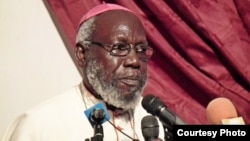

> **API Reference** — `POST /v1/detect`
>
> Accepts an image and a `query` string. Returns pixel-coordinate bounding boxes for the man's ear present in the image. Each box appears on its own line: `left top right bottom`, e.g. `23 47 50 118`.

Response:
75 43 86 67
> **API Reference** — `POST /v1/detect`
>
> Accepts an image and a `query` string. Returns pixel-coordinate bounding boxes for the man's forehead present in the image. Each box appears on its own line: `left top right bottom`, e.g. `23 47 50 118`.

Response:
77 3 134 29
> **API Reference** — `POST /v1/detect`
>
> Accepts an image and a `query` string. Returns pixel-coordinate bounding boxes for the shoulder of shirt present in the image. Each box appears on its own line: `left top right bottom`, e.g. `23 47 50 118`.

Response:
21 85 83 119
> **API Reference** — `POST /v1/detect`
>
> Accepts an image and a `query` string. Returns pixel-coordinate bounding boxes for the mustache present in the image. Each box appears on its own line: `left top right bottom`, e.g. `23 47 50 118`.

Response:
113 72 148 88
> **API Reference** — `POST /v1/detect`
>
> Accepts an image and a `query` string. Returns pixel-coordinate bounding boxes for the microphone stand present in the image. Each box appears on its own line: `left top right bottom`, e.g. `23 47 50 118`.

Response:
90 123 103 141
85 123 103 141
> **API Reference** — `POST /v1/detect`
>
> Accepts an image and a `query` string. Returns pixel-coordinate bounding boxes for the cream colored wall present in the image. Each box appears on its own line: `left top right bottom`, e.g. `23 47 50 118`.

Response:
0 0 81 138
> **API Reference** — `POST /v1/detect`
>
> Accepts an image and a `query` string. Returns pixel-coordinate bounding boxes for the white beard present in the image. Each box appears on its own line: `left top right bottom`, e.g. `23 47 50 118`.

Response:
85 58 147 110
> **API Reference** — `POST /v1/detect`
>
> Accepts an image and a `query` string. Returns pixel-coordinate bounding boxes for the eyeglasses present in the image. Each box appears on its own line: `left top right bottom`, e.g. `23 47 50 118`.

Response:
85 41 154 60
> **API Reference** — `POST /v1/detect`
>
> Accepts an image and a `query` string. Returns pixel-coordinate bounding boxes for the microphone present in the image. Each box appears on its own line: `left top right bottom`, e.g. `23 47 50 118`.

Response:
206 97 245 125
84 102 111 126
84 102 140 141
90 108 104 141
84 102 110 141
90 108 105 125
141 94 185 131
141 115 159 141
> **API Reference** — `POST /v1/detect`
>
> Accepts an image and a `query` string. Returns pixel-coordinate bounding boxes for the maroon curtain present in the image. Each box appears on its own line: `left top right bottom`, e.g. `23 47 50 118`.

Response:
43 0 250 124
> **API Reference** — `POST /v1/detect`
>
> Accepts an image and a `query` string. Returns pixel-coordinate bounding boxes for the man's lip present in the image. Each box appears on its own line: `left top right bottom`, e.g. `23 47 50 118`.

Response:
119 78 139 86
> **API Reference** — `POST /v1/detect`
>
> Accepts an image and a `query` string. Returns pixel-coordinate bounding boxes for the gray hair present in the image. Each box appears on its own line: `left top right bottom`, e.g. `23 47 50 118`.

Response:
75 16 97 49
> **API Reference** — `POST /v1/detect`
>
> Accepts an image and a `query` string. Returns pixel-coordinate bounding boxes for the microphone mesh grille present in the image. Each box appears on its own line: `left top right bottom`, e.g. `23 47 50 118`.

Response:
142 94 165 115
141 115 159 138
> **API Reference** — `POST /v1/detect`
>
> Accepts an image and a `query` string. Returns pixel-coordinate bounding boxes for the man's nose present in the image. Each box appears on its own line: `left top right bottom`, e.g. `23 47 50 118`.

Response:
123 48 140 68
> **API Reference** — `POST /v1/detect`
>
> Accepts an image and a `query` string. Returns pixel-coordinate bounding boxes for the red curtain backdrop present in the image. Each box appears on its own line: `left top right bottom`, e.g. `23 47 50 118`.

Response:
43 0 250 124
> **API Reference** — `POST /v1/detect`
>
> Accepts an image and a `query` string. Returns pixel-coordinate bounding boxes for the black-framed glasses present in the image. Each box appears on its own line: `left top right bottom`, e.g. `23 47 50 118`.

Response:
86 41 154 60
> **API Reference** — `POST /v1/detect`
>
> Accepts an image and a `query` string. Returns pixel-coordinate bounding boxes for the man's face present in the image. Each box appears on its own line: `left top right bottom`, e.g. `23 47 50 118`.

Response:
85 11 149 110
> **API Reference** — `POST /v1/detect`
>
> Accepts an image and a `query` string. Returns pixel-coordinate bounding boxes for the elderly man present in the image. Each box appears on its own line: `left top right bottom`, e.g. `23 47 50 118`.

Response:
1 3 164 141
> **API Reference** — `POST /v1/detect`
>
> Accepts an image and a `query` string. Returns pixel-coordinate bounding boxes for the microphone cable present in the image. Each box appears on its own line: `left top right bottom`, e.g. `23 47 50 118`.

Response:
106 118 139 141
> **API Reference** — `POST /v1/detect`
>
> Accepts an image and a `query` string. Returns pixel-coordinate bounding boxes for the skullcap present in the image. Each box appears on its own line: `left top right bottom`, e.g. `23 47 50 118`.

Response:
77 3 134 29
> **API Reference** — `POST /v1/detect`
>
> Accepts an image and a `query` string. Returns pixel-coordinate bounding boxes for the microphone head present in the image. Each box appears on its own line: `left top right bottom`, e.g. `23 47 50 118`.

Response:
84 102 110 127
142 94 166 115
206 97 238 124
141 115 159 139
90 108 105 124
